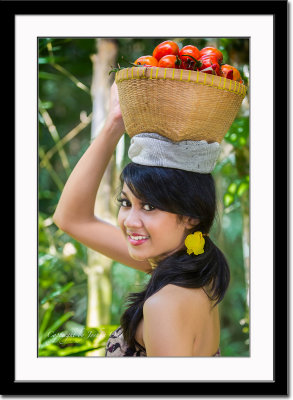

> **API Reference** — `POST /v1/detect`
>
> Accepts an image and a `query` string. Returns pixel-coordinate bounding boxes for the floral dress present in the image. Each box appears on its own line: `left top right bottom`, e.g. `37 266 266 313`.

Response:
105 326 147 357
105 326 221 357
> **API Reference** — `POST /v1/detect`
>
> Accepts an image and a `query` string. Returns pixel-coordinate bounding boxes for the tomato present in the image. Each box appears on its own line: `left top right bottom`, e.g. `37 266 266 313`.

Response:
180 45 200 59
199 53 218 63
153 41 179 61
221 68 233 80
198 56 221 76
158 55 181 69
221 64 242 81
134 55 158 67
199 47 223 64
179 45 200 70
212 63 221 76
220 65 233 79
179 58 196 70
231 67 242 81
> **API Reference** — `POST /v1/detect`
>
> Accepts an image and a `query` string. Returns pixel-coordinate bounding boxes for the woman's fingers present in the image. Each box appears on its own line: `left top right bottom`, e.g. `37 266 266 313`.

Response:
107 82 125 133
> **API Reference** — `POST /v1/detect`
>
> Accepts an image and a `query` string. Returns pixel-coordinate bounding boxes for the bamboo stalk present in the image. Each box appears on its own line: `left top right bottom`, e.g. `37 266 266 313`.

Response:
39 103 71 175
39 147 64 191
40 112 92 168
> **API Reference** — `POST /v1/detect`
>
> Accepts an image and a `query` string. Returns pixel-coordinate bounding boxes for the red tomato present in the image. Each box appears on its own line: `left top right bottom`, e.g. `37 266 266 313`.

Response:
179 59 195 70
199 53 218 64
153 41 179 61
199 47 223 64
158 55 181 69
220 65 233 79
232 67 242 81
221 64 242 81
198 56 221 76
134 55 158 67
179 45 201 70
179 45 200 61
221 68 233 80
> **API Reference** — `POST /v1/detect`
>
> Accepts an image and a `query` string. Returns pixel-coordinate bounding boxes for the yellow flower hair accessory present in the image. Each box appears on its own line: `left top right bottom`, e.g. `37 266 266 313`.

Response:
185 231 207 255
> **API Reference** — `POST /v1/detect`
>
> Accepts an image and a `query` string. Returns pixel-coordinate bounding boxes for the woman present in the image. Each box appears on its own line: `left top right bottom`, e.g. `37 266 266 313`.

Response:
53 82 230 357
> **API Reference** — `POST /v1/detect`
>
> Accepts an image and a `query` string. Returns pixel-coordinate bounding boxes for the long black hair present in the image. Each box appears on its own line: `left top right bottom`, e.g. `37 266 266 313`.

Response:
118 162 230 350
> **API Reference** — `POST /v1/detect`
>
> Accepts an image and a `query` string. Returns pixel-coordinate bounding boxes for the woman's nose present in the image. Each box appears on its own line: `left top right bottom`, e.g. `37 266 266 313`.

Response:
124 208 143 229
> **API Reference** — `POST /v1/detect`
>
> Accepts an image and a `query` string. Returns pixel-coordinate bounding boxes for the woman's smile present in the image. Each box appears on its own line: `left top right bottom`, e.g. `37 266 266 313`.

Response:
127 232 150 245
127 235 150 246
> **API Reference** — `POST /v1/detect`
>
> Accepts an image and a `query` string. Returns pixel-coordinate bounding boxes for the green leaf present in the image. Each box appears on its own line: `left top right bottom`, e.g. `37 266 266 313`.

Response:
40 331 86 349
227 182 237 195
38 344 60 356
57 344 105 357
38 253 55 267
39 331 66 348
237 182 249 197
39 71 60 81
229 133 237 142
38 56 64 64
40 282 74 305
39 190 55 199
64 320 85 337
239 137 246 146
224 193 234 207
39 302 55 341
38 100 54 109
38 112 45 124
41 311 74 342
82 327 100 341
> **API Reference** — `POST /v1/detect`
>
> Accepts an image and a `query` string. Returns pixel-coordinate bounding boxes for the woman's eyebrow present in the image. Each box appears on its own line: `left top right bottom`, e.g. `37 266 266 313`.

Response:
121 191 146 204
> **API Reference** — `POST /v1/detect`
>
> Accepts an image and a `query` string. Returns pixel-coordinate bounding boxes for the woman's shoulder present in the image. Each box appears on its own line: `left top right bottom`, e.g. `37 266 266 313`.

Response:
142 284 214 347
144 284 211 314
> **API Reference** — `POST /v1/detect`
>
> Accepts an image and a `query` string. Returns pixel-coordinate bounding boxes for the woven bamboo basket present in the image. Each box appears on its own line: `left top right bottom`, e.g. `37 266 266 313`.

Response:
115 67 247 143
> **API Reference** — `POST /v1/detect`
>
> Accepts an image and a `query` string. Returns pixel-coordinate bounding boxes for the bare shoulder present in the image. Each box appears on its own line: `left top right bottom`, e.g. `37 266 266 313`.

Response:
142 284 213 356
143 284 212 317
144 284 210 307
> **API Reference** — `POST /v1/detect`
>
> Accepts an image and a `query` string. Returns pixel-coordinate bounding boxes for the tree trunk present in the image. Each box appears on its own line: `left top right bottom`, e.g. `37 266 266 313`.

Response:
85 38 118 355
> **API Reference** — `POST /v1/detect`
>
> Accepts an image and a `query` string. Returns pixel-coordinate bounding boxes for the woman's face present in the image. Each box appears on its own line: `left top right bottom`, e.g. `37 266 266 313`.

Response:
117 183 196 263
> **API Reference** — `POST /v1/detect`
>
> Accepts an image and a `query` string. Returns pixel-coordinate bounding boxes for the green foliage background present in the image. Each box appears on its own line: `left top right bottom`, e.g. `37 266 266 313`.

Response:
39 38 249 356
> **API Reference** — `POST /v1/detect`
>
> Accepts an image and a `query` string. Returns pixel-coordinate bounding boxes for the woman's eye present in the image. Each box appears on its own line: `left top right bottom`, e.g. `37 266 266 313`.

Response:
143 203 155 211
117 198 130 207
117 198 155 211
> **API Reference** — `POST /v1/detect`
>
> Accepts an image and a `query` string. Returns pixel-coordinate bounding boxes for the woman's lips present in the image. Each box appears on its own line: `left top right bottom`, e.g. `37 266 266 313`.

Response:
127 234 150 246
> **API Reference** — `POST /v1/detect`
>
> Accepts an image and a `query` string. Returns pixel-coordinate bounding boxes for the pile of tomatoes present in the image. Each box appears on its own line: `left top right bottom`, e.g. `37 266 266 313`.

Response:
133 40 243 84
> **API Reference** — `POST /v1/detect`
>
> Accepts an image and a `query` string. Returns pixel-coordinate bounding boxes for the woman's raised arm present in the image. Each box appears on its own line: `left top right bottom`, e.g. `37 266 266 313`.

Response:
52 82 152 273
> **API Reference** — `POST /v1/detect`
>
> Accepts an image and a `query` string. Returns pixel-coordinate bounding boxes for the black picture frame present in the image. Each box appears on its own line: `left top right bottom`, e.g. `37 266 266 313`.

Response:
4 0 288 396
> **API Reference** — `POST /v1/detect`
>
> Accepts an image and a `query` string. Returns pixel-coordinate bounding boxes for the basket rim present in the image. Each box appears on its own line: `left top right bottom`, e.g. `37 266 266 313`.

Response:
115 66 247 98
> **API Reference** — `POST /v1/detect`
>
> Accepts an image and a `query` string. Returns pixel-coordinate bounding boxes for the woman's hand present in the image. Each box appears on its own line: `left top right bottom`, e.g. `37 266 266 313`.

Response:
105 81 125 137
